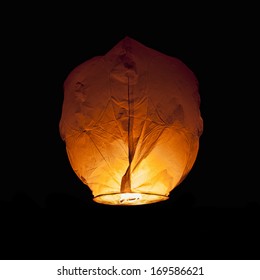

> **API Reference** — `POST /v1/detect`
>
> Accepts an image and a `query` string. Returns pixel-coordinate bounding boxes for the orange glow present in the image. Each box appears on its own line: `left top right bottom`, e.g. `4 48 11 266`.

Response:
59 37 203 205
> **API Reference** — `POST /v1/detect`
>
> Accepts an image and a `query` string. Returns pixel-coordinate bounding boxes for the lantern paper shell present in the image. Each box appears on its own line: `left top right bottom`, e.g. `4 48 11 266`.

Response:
59 37 203 205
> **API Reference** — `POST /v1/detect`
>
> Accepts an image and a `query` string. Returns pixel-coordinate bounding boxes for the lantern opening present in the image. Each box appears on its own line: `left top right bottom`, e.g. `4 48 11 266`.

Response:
93 192 169 206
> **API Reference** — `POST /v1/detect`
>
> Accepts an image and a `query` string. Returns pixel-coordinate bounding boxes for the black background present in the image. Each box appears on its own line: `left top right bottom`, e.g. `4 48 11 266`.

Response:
1 4 259 260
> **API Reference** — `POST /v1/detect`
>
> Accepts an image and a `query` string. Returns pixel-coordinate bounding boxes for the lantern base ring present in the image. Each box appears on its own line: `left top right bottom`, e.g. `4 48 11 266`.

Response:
93 192 169 206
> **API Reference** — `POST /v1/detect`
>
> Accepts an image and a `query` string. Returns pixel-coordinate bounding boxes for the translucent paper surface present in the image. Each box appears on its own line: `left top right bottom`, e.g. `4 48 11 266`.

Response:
59 37 203 205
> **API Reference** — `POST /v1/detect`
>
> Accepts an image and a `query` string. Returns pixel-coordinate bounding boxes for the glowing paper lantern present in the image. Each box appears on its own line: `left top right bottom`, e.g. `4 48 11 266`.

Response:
59 37 203 205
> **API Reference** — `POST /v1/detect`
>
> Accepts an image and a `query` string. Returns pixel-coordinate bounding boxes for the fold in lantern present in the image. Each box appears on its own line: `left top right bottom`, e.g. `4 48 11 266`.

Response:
59 37 203 205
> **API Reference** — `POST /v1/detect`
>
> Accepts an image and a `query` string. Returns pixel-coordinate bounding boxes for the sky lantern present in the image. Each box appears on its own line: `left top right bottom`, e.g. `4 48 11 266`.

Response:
59 37 203 205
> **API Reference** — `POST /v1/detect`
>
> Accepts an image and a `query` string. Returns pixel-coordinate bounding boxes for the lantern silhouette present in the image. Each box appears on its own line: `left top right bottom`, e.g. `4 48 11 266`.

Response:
59 37 203 205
